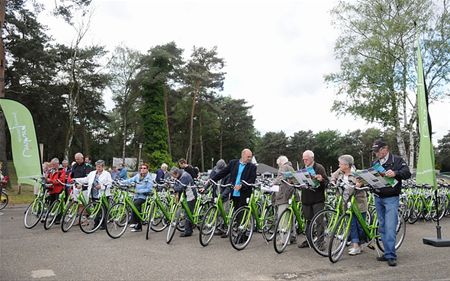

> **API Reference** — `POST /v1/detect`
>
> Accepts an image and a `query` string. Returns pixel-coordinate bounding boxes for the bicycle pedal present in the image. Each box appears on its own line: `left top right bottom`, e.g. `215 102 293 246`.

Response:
366 243 375 250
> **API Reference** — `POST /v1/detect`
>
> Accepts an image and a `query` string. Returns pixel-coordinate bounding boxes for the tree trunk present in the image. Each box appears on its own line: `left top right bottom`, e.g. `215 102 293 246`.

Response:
219 128 223 159
188 84 199 164
0 0 8 177
121 111 127 163
199 114 204 172
163 87 172 156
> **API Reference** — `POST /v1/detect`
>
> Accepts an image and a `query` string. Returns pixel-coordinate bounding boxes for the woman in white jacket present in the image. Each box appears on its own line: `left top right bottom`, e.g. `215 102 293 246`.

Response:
75 160 112 203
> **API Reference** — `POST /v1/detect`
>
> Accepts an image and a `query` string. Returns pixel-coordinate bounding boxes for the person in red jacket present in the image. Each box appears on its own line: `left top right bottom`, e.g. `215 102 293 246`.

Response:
46 158 66 204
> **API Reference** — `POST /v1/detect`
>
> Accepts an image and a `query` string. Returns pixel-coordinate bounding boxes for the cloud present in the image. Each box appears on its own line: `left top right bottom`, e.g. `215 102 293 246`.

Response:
37 0 449 145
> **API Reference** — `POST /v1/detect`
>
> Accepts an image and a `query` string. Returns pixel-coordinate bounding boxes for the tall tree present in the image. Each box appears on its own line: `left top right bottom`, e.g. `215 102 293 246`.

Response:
182 46 225 164
436 131 450 172
326 0 450 166
107 45 142 163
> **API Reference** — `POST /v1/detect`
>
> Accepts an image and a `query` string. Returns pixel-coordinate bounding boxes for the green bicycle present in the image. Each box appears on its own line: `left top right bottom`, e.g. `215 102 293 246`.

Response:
60 183 91 232
199 179 234 247
228 180 276 251
273 180 309 254
105 185 152 239
328 185 406 263
24 177 52 229
166 180 208 244
43 181 70 230
145 183 177 239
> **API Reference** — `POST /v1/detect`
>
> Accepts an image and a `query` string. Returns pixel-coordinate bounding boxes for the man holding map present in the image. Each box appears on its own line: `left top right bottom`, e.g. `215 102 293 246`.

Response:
370 139 411 267
297 150 329 248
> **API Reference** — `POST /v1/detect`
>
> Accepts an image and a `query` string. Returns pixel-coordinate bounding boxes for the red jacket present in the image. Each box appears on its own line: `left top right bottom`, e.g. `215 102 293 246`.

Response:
47 168 66 195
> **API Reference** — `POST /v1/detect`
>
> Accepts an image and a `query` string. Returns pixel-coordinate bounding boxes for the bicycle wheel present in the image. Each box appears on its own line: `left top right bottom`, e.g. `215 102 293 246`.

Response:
0 191 8 210
262 205 276 241
166 204 181 244
150 205 169 232
44 199 61 230
229 206 254 251
432 196 446 222
106 202 129 239
61 201 78 232
80 201 104 234
328 214 351 263
199 206 218 247
273 208 292 254
309 209 337 257
24 200 44 229
376 214 406 252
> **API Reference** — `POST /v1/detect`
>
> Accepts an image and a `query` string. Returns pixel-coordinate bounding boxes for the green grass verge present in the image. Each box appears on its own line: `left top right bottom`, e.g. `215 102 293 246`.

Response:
4 184 35 205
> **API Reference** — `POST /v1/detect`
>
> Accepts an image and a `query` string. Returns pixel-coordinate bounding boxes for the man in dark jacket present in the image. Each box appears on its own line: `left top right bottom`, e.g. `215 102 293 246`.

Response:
298 150 329 248
178 159 198 179
211 149 257 211
371 139 411 267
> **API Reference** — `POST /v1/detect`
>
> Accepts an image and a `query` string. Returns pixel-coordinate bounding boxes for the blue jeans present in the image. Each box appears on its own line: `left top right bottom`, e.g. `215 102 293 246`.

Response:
375 196 399 259
350 212 366 244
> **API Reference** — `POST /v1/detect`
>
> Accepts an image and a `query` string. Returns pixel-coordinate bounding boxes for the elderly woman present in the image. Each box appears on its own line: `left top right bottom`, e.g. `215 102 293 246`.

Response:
330 154 368 256
273 156 297 219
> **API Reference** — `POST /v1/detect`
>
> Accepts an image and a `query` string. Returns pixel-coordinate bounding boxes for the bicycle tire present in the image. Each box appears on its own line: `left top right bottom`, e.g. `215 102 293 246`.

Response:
61 201 78 232
106 202 129 239
328 214 351 263
262 205 276 241
80 201 105 234
166 204 181 244
44 199 61 230
24 200 44 229
0 191 8 210
229 206 254 251
199 205 218 247
273 208 292 254
309 209 337 257
376 213 406 252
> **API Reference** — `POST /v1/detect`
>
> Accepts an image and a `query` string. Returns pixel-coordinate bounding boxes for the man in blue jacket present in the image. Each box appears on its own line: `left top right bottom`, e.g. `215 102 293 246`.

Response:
120 163 153 232
371 139 411 266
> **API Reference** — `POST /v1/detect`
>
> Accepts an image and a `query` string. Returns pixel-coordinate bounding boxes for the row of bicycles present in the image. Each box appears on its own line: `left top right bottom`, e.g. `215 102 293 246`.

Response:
21 176 450 263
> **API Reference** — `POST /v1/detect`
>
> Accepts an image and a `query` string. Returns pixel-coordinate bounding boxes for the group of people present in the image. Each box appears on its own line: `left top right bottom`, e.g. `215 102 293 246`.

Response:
271 139 410 267
36 138 410 267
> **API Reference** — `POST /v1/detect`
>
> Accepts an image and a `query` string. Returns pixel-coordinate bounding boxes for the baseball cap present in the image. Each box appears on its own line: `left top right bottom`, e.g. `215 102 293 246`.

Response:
372 139 387 152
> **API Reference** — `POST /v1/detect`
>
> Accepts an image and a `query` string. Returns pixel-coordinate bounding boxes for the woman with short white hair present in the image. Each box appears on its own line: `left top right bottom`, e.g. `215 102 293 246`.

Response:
331 154 367 256
273 155 297 220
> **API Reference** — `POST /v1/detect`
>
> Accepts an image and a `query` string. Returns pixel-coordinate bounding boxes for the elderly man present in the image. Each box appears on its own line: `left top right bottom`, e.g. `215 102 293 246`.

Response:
70 153 93 180
211 149 257 212
298 150 329 248
170 167 197 237
371 139 411 266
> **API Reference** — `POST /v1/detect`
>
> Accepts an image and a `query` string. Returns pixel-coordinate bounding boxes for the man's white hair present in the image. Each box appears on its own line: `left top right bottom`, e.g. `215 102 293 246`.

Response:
303 150 314 159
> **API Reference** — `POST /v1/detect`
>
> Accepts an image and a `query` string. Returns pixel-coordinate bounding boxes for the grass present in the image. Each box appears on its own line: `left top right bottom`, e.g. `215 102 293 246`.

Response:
4 184 35 205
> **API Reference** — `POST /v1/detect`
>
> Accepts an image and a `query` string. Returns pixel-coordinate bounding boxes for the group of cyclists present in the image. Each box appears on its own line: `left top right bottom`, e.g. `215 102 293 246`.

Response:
29 138 412 267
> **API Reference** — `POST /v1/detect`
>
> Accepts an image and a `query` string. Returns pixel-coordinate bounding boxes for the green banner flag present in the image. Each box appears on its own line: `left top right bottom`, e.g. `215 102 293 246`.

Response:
415 41 437 187
0 99 42 185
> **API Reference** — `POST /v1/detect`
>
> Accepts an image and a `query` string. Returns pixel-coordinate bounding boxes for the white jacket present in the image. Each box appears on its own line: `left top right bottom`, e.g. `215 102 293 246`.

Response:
75 170 112 199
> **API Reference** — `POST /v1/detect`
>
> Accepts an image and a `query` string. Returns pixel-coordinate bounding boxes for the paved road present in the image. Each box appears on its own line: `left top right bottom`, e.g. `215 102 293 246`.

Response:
1 206 450 280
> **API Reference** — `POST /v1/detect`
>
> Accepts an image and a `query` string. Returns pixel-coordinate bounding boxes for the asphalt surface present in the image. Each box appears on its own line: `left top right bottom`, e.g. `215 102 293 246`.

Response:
1 205 450 281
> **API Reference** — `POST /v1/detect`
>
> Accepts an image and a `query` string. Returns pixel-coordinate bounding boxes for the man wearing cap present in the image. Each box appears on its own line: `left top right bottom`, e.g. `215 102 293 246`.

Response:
371 139 411 266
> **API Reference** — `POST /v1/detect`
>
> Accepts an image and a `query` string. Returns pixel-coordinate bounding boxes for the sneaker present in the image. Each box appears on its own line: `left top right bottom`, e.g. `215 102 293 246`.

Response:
129 224 137 228
298 240 309 248
290 236 297 244
348 247 361 256
131 227 142 232
387 259 397 267
214 229 224 235
220 233 228 238
180 232 192 237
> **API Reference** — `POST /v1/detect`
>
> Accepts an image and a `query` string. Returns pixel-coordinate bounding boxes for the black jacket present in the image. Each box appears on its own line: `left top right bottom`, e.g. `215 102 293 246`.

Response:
211 159 257 199
301 162 329 205
372 153 411 198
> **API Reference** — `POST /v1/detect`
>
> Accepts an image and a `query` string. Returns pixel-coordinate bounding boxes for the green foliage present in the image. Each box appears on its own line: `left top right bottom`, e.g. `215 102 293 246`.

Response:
436 131 450 172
